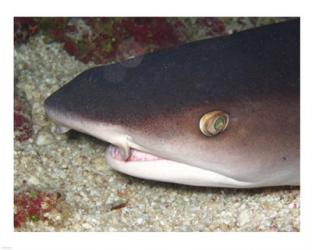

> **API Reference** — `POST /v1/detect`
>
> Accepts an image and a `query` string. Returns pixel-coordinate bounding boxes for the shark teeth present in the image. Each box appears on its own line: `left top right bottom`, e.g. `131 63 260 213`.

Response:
115 142 130 161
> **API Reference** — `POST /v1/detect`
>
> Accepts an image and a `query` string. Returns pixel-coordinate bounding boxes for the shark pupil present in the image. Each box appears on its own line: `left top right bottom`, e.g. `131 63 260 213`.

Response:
214 116 226 132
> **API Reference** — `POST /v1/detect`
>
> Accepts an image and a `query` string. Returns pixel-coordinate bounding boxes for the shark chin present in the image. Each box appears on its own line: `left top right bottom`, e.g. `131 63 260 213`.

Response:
105 145 254 188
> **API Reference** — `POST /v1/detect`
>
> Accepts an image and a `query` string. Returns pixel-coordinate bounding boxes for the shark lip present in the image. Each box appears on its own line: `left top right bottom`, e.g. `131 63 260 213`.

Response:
108 145 162 162
105 145 255 188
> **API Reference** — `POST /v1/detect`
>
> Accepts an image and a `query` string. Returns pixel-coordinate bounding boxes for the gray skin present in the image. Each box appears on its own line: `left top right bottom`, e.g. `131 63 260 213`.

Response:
44 19 299 187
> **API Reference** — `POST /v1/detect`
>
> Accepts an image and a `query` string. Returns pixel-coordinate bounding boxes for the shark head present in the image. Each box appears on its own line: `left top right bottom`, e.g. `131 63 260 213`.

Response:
44 19 300 188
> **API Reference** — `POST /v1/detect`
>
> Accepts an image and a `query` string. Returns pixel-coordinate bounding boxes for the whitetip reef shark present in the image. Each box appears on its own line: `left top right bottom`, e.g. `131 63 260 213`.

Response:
44 19 299 188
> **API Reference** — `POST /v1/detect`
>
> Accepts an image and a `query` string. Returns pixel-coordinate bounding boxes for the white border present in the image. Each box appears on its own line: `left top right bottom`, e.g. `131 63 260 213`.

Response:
1 0 311 249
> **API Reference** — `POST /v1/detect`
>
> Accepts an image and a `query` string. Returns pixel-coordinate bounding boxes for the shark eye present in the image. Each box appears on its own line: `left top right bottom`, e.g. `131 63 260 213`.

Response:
199 111 229 136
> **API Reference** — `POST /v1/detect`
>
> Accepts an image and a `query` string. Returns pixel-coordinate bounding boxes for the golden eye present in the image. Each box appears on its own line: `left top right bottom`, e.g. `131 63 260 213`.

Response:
199 111 229 136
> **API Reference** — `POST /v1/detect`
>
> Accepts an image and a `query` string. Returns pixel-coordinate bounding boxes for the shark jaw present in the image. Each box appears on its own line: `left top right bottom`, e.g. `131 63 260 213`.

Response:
105 144 253 188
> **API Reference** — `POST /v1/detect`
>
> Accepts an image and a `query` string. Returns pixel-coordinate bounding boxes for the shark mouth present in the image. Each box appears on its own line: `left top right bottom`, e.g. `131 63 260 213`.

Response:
105 144 253 188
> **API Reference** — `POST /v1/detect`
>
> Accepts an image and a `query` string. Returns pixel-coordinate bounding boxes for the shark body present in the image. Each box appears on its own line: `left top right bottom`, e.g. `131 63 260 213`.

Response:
44 19 300 188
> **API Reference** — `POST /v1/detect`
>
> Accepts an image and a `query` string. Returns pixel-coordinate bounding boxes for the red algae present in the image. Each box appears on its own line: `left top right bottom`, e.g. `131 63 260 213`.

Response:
14 93 33 142
14 17 38 45
14 17 287 66
116 18 179 47
14 189 63 228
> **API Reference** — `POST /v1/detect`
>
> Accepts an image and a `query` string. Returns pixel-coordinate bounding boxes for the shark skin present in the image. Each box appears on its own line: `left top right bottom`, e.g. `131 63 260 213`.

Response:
44 19 300 188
